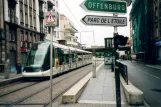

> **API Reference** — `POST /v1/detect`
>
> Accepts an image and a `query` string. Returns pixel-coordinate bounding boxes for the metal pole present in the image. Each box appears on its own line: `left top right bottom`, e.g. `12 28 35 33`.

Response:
113 13 121 107
92 30 96 78
50 27 53 107
80 32 82 48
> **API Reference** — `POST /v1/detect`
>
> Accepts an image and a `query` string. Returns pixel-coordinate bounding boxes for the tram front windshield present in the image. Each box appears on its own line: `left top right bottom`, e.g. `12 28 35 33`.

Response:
25 43 50 67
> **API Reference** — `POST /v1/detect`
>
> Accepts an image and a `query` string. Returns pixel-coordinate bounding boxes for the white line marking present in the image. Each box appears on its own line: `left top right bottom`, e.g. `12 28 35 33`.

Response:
150 74 160 79
78 100 127 104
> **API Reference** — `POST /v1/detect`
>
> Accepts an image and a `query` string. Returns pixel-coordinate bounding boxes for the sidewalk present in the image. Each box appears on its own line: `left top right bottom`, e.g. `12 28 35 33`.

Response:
0 72 23 86
60 65 129 107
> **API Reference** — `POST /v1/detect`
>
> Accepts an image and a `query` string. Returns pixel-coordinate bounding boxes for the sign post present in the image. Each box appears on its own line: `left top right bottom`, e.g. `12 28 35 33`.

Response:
45 12 58 107
81 15 127 26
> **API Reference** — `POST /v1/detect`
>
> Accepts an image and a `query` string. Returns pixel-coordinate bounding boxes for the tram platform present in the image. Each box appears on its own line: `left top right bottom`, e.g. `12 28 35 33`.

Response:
60 64 145 107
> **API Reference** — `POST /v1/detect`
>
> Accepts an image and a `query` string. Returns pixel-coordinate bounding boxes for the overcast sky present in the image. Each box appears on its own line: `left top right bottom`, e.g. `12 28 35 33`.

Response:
59 0 132 47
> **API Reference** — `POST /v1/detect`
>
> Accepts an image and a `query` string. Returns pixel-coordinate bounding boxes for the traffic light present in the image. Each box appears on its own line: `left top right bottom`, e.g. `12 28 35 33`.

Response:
114 35 128 49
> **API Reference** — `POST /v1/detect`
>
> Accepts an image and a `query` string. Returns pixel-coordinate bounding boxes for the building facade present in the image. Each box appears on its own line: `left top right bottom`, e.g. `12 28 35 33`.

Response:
153 0 161 64
130 0 154 63
59 14 78 48
0 0 46 74
0 0 5 73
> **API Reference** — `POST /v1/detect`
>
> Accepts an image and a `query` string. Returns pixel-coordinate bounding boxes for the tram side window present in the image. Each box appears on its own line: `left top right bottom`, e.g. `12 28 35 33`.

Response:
57 48 64 65
42 47 55 70
72 54 77 62
65 54 69 64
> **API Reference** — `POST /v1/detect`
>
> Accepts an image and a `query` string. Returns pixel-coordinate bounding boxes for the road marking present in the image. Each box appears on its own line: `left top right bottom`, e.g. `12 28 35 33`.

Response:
150 74 160 79
78 100 127 104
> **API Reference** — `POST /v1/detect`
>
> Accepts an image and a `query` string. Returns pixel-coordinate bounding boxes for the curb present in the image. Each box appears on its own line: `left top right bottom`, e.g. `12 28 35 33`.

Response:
120 76 144 105
62 62 104 104
0 76 23 87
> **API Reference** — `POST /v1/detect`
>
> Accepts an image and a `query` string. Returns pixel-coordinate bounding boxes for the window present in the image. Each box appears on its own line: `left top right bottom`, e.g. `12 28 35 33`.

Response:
33 34 36 42
20 11 23 23
155 6 158 19
56 1 58 7
33 0 35 9
48 27 51 34
30 15 32 27
24 32 28 41
44 2 47 8
156 27 159 38
29 33 32 42
20 31 24 42
40 36 44 41
25 14 28 26
24 0 27 5
20 2 23 24
29 0 32 7
34 11 36 29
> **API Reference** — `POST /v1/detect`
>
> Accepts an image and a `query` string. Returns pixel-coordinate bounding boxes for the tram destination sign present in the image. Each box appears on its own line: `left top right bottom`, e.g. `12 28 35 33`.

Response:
81 15 127 26
80 0 127 14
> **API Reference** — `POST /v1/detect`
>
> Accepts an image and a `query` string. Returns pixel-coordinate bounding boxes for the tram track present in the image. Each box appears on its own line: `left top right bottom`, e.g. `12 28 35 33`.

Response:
44 62 102 107
0 64 96 107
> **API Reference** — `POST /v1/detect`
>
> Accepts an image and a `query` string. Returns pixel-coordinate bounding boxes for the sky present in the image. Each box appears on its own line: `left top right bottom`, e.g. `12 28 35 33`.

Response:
59 0 132 47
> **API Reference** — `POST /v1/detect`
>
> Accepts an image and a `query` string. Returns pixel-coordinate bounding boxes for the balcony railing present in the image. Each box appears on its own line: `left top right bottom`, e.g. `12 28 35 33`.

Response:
65 33 73 38
47 0 55 6
64 25 78 33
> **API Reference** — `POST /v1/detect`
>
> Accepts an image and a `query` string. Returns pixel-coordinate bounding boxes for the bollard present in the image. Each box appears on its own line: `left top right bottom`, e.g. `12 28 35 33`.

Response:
92 56 96 78
115 66 121 107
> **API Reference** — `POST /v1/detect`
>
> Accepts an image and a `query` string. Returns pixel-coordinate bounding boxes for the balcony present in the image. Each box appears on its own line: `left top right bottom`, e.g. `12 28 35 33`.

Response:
8 16 19 25
67 41 78 46
47 0 55 7
39 10 44 19
64 25 78 33
65 33 73 38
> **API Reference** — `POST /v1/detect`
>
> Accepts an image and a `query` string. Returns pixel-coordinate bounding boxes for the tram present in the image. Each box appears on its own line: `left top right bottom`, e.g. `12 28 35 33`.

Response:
22 41 92 77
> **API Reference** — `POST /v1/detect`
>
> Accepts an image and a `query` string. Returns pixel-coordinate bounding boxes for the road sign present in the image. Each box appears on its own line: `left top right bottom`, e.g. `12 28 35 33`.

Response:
81 15 127 26
80 0 127 14
45 12 58 27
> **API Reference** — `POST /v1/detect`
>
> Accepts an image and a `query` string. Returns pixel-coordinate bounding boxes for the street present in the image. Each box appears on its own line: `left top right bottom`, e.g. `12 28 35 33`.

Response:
120 60 161 107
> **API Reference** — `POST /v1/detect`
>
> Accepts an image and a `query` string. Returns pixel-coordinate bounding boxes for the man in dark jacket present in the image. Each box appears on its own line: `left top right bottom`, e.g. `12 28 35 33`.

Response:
16 63 21 74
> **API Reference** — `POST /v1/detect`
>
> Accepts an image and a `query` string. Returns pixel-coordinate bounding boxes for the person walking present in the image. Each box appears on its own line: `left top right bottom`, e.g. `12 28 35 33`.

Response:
4 54 10 79
16 63 22 74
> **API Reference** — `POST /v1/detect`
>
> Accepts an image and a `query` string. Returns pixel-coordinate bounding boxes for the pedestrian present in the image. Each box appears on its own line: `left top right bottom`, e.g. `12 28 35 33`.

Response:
16 63 21 74
4 54 10 79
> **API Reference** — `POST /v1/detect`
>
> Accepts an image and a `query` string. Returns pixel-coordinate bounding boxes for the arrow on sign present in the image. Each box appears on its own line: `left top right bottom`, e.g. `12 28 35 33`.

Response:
80 0 127 14
81 15 127 26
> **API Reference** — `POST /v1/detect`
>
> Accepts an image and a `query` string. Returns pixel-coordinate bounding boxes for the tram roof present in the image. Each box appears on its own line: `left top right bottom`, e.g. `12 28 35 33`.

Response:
52 42 92 54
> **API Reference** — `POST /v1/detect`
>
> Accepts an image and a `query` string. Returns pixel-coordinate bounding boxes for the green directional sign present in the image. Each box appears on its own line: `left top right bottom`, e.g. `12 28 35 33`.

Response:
80 0 127 14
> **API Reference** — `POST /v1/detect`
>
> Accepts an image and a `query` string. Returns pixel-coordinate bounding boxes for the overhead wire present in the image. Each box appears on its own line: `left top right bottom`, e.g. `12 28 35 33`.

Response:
61 0 85 31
